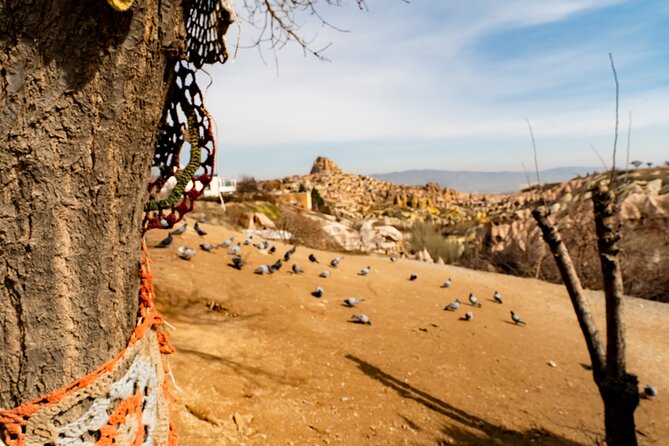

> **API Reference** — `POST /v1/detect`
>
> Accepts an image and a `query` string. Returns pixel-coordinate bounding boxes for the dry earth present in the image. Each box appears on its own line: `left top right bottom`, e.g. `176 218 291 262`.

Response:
146 221 668 445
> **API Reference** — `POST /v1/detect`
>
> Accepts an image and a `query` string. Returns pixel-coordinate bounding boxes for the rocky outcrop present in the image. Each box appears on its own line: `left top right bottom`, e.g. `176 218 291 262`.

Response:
310 156 342 175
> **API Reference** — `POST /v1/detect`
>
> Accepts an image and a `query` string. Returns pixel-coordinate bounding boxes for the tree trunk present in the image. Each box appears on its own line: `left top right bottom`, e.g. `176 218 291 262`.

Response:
0 0 184 407
592 184 639 446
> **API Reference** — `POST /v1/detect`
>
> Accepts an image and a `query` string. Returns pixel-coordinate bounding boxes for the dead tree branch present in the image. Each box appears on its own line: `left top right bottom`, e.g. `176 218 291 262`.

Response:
531 207 606 382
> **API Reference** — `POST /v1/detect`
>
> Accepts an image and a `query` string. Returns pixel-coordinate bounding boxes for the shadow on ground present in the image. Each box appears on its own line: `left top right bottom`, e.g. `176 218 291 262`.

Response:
345 354 590 445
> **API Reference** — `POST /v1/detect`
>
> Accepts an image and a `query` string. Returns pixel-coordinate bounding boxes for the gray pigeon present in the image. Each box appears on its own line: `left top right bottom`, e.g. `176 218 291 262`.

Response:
444 298 461 311
255 265 270 275
268 246 276 254
219 236 234 248
194 221 207 236
254 241 269 250
243 236 253 245
200 243 215 252
311 286 324 298
319 271 331 278
231 255 244 270
270 259 283 272
227 243 241 255
510 311 526 325
344 297 365 307
284 250 292 262
330 256 342 268
196 216 208 223
171 223 187 236
288 245 297 255
292 263 304 274
309 254 319 263
176 246 196 260
441 278 452 288
461 311 474 321
159 218 170 228
351 314 372 325
409 273 418 281
155 233 173 248
358 266 371 276
644 384 657 399
493 291 503 304
468 293 481 307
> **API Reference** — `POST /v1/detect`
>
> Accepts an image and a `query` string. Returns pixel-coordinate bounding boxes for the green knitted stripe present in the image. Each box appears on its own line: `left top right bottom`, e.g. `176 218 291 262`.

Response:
144 114 202 212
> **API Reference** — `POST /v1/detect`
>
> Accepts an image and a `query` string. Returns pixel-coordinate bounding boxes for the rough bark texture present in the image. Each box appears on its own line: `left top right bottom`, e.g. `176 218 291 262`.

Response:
592 184 639 446
532 206 606 382
0 0 184 407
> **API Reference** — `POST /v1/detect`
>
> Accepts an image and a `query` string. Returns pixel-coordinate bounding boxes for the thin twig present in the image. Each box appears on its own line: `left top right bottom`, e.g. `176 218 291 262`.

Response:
625 110 632 171
521 162 532 189
526 118 545 203
590 144 609 171
609 53 619 183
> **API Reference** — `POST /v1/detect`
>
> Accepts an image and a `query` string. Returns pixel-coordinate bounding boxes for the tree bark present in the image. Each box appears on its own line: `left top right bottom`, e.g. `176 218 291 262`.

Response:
0 0 184 407
592 184 639 446
532 206 606 382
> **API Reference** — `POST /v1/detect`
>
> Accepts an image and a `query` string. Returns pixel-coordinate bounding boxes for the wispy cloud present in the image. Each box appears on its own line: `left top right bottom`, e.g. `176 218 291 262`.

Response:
208 0 669 178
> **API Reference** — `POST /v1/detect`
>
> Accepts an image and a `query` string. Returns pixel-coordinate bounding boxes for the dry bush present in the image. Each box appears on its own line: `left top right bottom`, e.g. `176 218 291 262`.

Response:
409 221 463 263
278 208 339 250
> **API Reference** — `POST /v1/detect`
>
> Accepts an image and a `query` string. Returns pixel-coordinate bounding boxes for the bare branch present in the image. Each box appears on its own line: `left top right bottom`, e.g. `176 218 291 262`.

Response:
590 144 609 171
625 110 632 171
609 53 619 182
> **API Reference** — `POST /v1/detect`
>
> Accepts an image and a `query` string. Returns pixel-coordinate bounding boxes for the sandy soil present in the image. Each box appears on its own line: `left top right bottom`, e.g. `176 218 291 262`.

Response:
146 221 668 445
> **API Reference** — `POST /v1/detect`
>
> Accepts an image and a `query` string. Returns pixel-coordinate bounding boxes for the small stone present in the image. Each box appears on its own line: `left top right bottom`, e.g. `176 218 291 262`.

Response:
547 360 557 368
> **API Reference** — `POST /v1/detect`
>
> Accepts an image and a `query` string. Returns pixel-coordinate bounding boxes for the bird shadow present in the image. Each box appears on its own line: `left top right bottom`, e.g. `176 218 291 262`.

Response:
345 354 587 445
503 321 526 326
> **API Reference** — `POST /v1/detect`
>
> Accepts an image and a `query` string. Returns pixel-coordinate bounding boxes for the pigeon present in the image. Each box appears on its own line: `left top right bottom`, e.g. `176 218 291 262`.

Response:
344 297 365 307
319 271 331 278
468 293 481 307
351 314 372 325
510 311 526 325
159 218 170 228
268 246 276 254
170 223 187 236
176 246 196 260
292 263 304 274
254 241 269 250
493 291 503 304
330 256 343 268
231 255 244 270
308 254 319 264
227 243 241 255
194 221 207 237
643 384 657 399
270 259 283 272
461 311 474 321
200 243 215 252
287 245 297 255
196 216 208 223
155 233 173 248
444 298 461 311
358 266 371 276
255 265 270 275
284 250 292 262
243 236 253 246
441 278 452 288
390 257 398 263
219 236 234 248
409 273 418 281
311 287 324 298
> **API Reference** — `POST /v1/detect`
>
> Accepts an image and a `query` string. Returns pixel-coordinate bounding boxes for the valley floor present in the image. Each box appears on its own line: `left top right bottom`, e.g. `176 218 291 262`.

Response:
147 223 668 445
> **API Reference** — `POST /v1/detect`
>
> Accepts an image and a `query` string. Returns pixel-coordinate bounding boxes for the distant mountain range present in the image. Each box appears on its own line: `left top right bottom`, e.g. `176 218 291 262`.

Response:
369 167 599 194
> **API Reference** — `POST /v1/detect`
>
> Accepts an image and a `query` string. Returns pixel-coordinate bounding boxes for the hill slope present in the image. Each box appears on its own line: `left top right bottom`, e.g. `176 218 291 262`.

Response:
147 224 668 445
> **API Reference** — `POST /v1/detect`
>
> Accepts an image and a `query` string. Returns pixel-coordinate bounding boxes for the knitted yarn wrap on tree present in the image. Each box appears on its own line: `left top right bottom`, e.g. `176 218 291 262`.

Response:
0 249 177 446
106 0 133 12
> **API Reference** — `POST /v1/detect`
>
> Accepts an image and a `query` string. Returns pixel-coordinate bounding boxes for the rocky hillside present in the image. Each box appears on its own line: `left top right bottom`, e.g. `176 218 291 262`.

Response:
252 158 668 301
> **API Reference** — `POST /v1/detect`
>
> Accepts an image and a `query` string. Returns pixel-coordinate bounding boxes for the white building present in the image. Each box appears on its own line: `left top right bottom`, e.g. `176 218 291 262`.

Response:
203 176 237 198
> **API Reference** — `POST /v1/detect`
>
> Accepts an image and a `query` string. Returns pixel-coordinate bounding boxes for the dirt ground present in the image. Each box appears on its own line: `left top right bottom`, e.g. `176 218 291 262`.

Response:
146 221 668 445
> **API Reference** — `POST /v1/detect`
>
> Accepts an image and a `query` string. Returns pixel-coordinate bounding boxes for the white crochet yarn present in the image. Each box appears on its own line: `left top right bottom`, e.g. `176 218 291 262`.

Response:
55 354 159 446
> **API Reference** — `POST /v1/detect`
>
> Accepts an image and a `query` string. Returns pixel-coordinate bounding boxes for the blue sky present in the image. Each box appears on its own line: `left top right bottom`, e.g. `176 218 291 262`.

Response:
200 0 669 179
